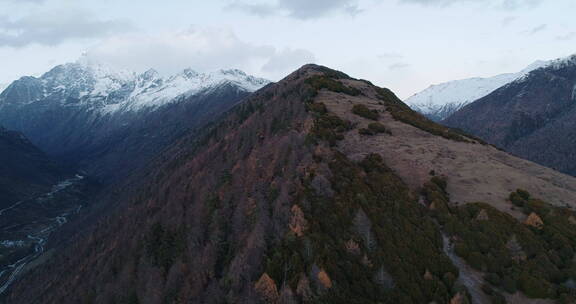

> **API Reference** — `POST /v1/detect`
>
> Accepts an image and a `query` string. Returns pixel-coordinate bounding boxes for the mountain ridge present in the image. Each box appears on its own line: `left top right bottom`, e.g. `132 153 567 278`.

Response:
7 64 576 304
405 55 576 121
1 59 269 113
444 53 576 176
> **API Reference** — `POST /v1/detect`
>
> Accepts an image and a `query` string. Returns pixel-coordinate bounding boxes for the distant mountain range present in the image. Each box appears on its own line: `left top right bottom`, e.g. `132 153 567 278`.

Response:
8 65 576 304
445 54 576 176
1 58 268 113
405 60 551 121
0 59 269 181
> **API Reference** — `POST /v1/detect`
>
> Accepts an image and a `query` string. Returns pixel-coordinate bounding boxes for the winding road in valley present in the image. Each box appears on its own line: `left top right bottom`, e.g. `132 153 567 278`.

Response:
0 175 86 295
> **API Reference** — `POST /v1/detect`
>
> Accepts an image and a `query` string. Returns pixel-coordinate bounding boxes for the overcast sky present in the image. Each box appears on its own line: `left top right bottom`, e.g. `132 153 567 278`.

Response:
0 0 574 98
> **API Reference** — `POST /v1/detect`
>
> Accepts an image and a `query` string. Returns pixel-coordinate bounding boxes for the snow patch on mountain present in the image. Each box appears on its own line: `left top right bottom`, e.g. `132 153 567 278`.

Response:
101 67 269 114
405 60 550 121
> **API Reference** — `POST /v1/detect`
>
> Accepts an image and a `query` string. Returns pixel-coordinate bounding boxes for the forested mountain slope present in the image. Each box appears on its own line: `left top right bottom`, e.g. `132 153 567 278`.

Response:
8 65 576 304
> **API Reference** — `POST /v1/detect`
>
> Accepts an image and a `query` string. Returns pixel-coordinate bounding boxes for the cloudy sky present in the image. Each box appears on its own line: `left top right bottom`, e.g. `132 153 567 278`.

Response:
0 0 574 98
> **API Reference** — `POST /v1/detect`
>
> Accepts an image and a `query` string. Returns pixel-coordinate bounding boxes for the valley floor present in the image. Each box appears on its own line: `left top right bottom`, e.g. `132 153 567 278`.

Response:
0 175 88 296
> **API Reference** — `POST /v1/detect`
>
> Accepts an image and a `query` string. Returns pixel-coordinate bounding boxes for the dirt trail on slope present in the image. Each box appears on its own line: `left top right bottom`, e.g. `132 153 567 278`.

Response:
442 235 490 304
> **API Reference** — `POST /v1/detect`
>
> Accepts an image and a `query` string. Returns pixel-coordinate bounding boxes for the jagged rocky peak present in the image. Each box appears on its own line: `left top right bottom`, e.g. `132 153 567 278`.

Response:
0 59 133 106
220 68 246 75
0 58 270 114
180 68 199 79
138 68 160 81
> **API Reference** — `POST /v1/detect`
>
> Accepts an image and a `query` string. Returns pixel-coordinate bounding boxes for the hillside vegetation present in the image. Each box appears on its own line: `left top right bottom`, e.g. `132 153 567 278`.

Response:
7 65 576 304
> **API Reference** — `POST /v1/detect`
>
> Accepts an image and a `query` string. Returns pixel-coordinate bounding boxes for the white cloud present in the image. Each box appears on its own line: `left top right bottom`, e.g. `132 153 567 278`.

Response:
524 24 547 35
0 8 132 47
501 16 516 27
378 52 404 59
389 62 411 70
262 48 315 77
226 2 278 17
0 0 45 2
501 0 542 10
557 32 576 41
399 0 542 10
86 26 315 79
227 0 361 20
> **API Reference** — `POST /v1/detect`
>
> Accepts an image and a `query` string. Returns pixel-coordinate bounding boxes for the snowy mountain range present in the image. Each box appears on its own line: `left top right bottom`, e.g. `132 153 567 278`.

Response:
0 59 270 181
0 59 269 114
405 60 551 121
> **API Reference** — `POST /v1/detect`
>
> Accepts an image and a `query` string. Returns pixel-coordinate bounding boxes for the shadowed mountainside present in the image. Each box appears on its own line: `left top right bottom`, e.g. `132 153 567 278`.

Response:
0 126 69 208
444 55 576 177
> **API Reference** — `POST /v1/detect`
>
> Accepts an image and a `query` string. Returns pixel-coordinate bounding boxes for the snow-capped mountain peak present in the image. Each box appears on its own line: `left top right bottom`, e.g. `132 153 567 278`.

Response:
106 67 269 113
139 69 160 81
404 57 563 121
0 60 270 114
180 68 200 79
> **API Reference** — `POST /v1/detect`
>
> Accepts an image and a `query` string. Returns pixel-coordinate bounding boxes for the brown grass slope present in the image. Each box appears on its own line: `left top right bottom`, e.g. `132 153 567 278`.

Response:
322 77 576 219
7 65 576 304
